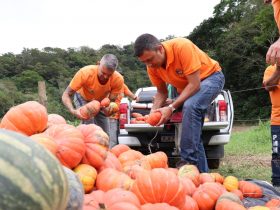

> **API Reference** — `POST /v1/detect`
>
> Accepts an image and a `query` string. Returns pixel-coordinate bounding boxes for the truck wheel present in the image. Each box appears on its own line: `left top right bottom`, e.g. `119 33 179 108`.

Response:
207 159 220 169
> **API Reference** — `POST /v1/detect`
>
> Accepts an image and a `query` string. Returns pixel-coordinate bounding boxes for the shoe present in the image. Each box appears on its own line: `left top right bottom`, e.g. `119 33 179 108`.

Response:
175 159 190 169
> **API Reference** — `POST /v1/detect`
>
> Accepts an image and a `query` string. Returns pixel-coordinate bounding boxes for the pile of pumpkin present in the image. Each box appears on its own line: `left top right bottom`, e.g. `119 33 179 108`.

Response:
131 112 162 126
1 101 280 210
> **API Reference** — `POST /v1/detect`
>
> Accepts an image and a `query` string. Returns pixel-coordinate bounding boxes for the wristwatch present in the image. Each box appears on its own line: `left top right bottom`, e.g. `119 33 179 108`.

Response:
168 104 176 113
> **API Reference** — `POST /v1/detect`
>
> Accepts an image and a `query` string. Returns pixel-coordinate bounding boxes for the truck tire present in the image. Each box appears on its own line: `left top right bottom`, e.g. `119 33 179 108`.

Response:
207 159 220 169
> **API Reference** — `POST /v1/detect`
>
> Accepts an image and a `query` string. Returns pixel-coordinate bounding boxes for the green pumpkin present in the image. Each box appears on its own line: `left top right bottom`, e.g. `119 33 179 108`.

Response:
0 129 69 210
64 167 84 210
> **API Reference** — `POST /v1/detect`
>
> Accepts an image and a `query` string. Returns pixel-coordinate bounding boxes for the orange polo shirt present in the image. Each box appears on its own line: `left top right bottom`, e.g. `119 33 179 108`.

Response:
147 38 221 93
273 0 280 31
69 65 124 102
263 65 280 125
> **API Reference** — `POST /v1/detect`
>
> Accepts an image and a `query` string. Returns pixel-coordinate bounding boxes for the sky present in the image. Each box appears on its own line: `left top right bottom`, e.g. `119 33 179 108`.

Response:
0 0 221 54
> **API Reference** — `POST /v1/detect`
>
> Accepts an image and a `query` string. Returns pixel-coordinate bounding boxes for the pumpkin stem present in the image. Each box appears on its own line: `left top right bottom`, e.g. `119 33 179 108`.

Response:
99 203 106 209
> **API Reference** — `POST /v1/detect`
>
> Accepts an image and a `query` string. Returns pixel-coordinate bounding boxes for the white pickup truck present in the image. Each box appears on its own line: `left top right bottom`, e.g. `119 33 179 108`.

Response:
118 87 234 169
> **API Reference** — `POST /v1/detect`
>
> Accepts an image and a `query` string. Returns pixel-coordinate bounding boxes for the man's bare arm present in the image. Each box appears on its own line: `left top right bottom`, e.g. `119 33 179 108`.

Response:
151 83 168 111
62 86 76 114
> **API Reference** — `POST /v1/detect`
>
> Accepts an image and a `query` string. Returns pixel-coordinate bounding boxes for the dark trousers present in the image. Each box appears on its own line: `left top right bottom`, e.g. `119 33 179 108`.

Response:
272 125 280 186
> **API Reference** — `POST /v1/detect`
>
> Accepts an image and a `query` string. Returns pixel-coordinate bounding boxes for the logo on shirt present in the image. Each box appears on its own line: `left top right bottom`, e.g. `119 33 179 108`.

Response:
175 69 184 77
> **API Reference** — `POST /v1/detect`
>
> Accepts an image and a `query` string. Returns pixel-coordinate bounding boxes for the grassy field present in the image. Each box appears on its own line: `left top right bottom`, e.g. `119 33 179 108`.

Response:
211 121 272 183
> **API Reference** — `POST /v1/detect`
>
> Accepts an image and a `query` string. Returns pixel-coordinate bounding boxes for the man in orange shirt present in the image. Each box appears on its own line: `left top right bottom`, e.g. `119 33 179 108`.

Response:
134 34 225 172
263 65 280 188
62 54 124 135
108 84 138 148
265 0 280 65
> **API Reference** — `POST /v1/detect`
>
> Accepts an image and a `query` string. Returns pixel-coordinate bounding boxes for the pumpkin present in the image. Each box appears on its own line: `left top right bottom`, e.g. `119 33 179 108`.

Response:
83 188 141 210
111 144 130 157
216 192 242 205
238 180 263 198
44 124 85 168
96 168 134 191
30 133 58 155
131 168 186 209
210 172 224 184
0 129 69 210
99 151 122 172
181 195 199 210
192 182 225 210
47 113 67 127
123 159 152 179
63 167 84 210
177 164 200 187
166 167 178 175
146 112 162 126
144 151 168 169
215 200 246 210
179 177 196 196
74 164 98 193
199 173 215 184
266 198 280 208
223 176 239 191
103 102 119 116
118 150 144 166
231 189 244 200
78 100 101 120
132 113 143 118
136 116 146 121
77 124 109 169
141 203 179 210
100 98 110 107
0 101 48 136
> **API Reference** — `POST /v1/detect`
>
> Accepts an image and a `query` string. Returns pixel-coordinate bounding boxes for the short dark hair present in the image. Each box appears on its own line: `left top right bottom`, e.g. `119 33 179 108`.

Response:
134 33 161 57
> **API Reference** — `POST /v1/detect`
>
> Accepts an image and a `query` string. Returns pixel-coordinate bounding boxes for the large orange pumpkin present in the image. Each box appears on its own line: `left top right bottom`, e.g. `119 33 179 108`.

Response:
146 112 162 126
99 151 122 172
118 150 144 166
141 203 179 210
179 177 197 196
266 198 280 208
74 164 97 193
210 172 224 184
30 133 58 155
47 113 67 127
192 182 226 210
181 195 199 210
215 199 246 210
96 168 134 191
0 101 48 136
77 124 109 169
78 100 101 120
44 124 85 168
131 168 186 209
111 144 130 157
144 151 168 169
178 164 200 187
199 173 215 184
238 180 263 198
83 188 141 210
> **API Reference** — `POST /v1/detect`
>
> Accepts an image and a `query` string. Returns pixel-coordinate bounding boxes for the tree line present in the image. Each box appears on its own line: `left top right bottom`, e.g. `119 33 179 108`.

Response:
0 0 277 122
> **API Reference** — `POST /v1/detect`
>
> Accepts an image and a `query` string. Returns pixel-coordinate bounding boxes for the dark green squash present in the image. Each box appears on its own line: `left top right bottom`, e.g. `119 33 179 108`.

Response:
64 167 84 210
0 129 69 210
